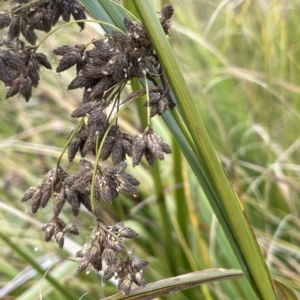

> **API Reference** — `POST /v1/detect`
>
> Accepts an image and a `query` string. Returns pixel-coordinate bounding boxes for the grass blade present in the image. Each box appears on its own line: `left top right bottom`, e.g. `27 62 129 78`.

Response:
102 269 244 300
274 280 298 300
132 1 277 299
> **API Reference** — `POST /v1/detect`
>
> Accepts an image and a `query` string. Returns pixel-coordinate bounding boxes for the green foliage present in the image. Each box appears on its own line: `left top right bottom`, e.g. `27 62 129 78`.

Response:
0 0 299 299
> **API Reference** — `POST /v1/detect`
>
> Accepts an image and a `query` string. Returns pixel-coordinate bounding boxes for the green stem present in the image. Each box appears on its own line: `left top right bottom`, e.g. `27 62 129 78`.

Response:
172 139 188 242
95 131 100 157
90 96 139 213
108 0 140 22
12 0 40 14
171 107 199 163
144 71 151 127
132 1 276 299
36 20 125 50
56 118 84 167
151 164 177 276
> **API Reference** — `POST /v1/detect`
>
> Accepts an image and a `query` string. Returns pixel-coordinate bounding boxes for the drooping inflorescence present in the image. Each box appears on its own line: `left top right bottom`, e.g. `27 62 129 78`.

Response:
1 1 175 295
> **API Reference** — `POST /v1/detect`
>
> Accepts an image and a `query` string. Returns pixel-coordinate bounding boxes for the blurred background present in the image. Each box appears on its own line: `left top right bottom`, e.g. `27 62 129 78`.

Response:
0 0 299 299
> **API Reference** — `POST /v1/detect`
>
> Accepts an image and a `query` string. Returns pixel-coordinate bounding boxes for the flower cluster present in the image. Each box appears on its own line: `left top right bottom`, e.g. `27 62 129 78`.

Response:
53 5 174 105
76 221 148 295
143 87 169 117
0 0 86 45
42 217 79 249
68 101 108 159
132 127 172 167
9 1 176 296
21 167 68 213
22 159 139 212
0 45 52 101
0 0 86 101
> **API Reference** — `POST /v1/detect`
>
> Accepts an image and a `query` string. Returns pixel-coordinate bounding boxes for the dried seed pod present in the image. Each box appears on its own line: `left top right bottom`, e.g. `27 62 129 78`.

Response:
55 231 64 249
118 276 132 296
7 17 21 40
21 187 37 203
92 258 103 271
64 224 79 236
65 188 81 216
35 53 52 69
21 19 37 45
103 248 117 267
144 148 156 167
77 258 90 273
144 91 169 117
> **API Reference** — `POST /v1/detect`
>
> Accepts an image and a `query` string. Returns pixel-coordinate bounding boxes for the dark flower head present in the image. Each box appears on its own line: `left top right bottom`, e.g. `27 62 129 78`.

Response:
144 90 169 117
53 44 85 73
117 252 148 295
159 4 174 34
132 127 172 167
5 0 86 45
100 125 134 165
0 12 12 30
21 167 68 213
42 217 79 249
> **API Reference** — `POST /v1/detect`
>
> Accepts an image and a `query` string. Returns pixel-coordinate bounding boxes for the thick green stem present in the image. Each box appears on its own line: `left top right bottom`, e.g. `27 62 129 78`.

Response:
132 1 277 299
172 139 188 242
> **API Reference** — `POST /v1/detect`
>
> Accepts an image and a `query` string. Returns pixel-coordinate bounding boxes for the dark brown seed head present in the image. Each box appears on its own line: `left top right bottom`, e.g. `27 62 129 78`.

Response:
0 12 11 30
132 134 147 167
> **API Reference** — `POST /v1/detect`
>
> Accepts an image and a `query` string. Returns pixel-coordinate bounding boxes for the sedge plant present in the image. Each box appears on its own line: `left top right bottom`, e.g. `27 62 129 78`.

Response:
0 0 299 299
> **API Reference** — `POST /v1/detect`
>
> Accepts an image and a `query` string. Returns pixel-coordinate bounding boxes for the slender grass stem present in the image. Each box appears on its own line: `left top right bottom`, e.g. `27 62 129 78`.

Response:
56 118 85 168
36 20 125 50
90 96 138 213
108 0 140 22
11 0 41 14
143 71 151 127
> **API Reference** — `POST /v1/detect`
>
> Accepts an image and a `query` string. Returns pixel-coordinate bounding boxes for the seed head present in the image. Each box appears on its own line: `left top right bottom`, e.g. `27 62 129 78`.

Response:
132 128 172 167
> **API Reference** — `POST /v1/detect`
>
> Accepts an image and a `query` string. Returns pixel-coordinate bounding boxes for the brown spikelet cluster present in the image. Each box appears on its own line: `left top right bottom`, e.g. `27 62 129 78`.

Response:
100 125 133 165
42 217 79 249
0 0 86 45
0 0 86 101
143 87 169 117
0 46 52 101
53 5 174 105
76 221 148 295
132 127 172 167
7 2 176 296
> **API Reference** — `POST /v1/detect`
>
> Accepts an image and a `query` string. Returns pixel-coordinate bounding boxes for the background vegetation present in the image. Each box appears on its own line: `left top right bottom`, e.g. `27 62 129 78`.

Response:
0 0 299 299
